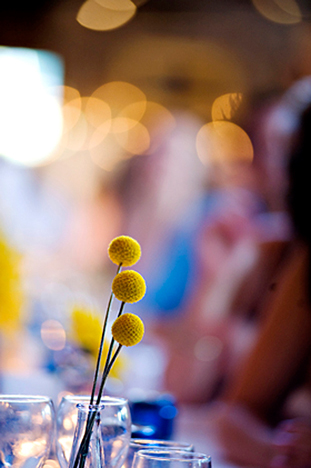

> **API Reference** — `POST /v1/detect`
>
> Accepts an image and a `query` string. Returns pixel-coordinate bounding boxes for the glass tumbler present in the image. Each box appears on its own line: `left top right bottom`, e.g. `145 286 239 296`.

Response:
0 394 55 468
122 439 194 468
132 450 212 468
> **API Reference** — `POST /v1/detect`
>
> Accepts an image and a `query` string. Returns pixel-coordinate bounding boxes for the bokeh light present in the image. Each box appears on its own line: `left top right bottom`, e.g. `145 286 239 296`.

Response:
54 81 156 166
62 109 89 152
95 0 136 10
17 440 47 458
63 86 81 103
0 47 64 166
91 81 146 119
113 101 147 132
76 0 136 31
41 319 66 351
59 96 112 154
142 101 176 155
196 121 254 166
84 97 112 129
62 97 83 134
90 133 126 171
115 119 150 154
44 461 60 468
89 96 176 168
211 93 243 122
252 0 301 24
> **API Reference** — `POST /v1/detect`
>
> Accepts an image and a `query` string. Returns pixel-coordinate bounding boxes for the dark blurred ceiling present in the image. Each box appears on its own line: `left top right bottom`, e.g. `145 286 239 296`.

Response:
0 0 249 16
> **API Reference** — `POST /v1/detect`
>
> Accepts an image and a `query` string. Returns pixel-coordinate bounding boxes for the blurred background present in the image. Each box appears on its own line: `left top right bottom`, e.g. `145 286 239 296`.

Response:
1 0 311 438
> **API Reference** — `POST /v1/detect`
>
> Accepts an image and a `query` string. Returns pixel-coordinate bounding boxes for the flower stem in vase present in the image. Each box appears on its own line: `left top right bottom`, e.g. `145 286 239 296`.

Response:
89 263 122 406
71 236 145 468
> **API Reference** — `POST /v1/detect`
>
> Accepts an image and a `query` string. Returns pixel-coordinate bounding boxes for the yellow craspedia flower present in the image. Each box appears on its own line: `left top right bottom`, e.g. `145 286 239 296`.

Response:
108 236 141 267
70 306 126 377
111 313 144 347
112 270 146 303
71 306 102 355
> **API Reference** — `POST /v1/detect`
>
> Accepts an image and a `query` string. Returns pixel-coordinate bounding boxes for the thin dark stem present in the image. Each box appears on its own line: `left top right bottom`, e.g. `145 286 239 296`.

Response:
73 264 123 468
73 411 97 468
74 299 125 468
96 344 123 403
90 262 122 405
118 301 125 318
93 300 125 405
74 345 123 468
97 336 116 402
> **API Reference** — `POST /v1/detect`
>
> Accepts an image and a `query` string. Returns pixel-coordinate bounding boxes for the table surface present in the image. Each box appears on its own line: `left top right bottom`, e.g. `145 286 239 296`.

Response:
174 404 250 468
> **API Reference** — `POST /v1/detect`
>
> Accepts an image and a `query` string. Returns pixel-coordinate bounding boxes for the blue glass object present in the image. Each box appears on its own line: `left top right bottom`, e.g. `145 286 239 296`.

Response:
129 394 178 440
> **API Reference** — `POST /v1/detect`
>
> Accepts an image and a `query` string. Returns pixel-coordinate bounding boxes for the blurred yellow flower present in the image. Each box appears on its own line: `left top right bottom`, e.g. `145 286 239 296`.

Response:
71 306 126 378
0 231 23 332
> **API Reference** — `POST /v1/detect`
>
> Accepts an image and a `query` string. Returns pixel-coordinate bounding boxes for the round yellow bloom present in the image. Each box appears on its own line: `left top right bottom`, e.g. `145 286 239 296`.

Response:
112 270 146 303
111 313 144 347
108 236 141 267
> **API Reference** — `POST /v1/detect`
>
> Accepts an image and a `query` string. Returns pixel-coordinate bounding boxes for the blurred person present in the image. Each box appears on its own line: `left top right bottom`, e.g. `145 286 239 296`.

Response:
153 181 276 402
209 77 311 467
115 113 270 401
148 94 294 404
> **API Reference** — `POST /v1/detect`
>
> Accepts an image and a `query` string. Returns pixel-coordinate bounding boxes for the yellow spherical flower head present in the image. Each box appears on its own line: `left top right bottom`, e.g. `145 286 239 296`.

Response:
108 236 141 267
112 270 146 303
112 313 144 347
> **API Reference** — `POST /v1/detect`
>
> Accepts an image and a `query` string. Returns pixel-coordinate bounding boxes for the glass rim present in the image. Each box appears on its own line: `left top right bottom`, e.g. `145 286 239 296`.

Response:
77 403 106 413
61 394 128 406
135 450 211 462
130 439 193 450
0 394 52 403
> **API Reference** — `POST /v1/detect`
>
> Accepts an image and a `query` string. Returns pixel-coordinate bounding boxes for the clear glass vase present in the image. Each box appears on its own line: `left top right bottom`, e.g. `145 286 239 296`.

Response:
68 404 104 468
60 398 131 468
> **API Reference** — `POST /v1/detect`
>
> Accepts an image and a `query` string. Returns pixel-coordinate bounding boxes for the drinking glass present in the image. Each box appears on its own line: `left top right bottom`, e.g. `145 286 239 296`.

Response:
123 439 194 468
0 395 55 468
56 395 131 468
132 450 211 468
